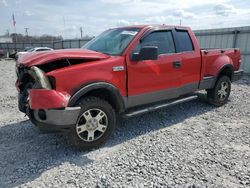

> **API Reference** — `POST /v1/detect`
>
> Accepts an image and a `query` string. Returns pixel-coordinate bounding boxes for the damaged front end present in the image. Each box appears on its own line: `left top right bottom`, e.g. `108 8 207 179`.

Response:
15 49 110 130
16 65 55 113
16 65 80 129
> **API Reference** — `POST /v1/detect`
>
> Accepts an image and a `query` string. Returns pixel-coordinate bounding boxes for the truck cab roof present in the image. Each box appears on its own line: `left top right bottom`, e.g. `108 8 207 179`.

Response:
117 24 191 31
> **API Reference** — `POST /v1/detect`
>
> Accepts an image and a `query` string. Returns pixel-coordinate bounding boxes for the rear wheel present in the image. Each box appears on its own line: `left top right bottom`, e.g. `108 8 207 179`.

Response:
207 76 231 106
67 97 116 150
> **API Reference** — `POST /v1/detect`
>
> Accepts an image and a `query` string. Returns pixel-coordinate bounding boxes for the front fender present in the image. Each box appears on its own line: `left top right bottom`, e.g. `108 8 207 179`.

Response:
68 82 126 112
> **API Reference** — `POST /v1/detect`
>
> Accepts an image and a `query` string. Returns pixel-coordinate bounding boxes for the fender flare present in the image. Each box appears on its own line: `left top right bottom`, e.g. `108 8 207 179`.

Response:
216 64 234 80
68 82 125 112
209 64 234 89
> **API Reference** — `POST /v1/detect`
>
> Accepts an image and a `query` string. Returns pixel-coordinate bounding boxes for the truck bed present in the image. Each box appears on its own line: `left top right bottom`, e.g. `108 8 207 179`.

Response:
200 48 241 78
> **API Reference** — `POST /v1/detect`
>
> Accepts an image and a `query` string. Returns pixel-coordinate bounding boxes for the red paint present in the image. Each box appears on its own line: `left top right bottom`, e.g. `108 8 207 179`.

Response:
125 26 201 96
29 89 70 109
200 48 240 78
16 25 241 110
46 56 127 96
17 48 110 67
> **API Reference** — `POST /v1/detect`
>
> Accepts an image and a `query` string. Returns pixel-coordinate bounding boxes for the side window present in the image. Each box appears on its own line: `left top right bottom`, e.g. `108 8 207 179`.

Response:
36 49 49 51
175 30 194 52
134 31 175 55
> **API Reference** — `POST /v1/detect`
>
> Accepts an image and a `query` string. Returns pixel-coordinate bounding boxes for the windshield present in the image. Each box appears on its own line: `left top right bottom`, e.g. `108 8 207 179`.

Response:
82 28 140 55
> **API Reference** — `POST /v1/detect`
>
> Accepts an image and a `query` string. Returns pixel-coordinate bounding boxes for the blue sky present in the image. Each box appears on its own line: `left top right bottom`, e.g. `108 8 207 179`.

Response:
1 0 250 38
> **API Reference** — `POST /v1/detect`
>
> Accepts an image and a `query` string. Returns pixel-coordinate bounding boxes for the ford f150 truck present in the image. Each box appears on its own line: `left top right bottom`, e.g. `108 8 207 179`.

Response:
16 25 243 149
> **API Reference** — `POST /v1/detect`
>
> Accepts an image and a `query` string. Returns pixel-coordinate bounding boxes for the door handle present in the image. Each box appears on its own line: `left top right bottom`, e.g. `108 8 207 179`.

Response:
173 61 182 68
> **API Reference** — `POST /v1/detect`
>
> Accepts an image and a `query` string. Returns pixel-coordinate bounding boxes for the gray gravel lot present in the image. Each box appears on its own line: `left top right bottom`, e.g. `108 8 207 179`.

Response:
0 59 249 188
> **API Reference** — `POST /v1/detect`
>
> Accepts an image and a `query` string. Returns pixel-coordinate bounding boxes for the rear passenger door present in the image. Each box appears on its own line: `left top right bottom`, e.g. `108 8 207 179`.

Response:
172 29 201 90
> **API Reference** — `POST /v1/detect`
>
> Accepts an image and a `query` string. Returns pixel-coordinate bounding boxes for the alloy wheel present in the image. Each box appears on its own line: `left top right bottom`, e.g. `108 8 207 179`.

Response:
76 108 108 142
217 81 229 100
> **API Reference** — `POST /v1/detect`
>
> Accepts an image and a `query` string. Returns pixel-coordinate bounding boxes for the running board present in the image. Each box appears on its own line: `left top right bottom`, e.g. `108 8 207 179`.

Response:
124 95 198 118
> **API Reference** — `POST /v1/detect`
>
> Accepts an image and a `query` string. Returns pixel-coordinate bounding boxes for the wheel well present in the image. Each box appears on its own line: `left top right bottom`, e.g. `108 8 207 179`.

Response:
20 73 34 92
218 66 233 81
82 88 124 113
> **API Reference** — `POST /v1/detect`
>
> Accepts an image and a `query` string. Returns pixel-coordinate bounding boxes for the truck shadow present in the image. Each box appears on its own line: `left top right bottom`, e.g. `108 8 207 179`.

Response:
0 94 214 187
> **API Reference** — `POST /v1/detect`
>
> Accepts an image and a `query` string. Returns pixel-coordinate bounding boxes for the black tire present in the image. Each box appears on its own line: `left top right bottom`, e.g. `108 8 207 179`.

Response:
67 97 116 150
207 76 231 106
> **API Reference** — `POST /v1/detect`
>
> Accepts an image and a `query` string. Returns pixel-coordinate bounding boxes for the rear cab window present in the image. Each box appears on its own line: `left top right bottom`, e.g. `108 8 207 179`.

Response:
174 30 194 52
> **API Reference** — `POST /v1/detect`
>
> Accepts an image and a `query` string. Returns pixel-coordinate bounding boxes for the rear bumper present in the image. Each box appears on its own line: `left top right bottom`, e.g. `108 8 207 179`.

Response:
32 107 81 130
233 70 244 82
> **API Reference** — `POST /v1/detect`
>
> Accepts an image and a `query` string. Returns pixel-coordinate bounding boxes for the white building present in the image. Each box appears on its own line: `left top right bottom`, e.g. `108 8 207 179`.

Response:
0 36 12 43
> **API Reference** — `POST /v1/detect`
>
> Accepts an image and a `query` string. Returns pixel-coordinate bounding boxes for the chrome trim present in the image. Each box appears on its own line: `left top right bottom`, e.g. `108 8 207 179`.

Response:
113 66 124 72
34 107 81 126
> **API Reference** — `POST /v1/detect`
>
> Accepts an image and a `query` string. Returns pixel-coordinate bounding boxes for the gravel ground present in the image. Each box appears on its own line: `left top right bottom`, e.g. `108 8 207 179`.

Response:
0 59 249 188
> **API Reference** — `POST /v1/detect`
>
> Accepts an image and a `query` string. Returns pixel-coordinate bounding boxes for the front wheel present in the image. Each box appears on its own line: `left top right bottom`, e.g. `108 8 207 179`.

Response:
67 97 116 150
207 76 231 106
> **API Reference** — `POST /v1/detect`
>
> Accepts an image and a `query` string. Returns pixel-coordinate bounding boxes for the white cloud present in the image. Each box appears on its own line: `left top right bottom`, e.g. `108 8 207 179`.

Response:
172 9 195 19
116 19 131 26
24 10 32 16
107 12 120 17
16 0 21 5
101 0 141 4
144 16 167 23
1 0 250 37
214 3 236 16
0 0 8 6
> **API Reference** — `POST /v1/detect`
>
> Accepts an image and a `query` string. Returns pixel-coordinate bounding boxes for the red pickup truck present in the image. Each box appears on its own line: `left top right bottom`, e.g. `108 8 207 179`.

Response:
16 25 243 149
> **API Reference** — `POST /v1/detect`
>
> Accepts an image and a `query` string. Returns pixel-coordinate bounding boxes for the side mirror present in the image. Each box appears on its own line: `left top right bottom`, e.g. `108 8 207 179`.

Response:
131 46 158 61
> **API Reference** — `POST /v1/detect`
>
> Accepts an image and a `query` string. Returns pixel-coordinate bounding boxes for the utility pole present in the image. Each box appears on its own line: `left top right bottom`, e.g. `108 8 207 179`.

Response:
24 27 29 36
12 13 17 51
63 16 66 39
6 29 10 36
179 19 182 26
80 27 83 39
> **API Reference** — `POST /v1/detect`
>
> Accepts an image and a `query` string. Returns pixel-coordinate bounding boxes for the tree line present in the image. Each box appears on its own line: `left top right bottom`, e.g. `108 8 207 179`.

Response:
3 33 92 43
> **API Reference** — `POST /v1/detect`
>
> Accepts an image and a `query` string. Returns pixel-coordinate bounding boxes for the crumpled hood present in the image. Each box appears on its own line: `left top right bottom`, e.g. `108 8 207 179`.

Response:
17 48 110 67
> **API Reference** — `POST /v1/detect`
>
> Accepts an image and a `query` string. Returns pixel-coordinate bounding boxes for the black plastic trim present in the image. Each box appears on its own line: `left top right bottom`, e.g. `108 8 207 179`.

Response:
233 70 244 82
198 76 215 90
217 64 234 81
68 82 125 112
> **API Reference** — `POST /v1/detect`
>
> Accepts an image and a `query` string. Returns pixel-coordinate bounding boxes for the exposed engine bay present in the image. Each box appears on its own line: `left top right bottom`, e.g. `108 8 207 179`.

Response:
16 66 51 113
16 58 92 113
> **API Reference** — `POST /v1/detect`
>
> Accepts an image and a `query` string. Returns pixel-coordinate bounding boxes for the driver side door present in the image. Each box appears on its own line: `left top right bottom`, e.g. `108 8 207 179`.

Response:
126 30 182 108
